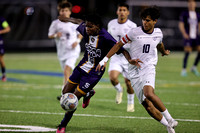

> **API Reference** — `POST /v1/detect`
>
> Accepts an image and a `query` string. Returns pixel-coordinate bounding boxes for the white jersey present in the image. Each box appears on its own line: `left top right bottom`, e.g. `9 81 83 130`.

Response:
48 19 80 61
121 26 163 103
107 19 137 64
121 26 163 73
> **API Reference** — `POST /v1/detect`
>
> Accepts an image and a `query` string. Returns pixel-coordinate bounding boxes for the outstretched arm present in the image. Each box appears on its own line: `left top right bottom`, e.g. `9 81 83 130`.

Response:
96 41 142 71
58 15 83 24
157 42 170 56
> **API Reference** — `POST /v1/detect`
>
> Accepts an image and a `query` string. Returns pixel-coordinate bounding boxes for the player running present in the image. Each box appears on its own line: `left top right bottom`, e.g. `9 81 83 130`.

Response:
97 6 178 133
56 13 141 133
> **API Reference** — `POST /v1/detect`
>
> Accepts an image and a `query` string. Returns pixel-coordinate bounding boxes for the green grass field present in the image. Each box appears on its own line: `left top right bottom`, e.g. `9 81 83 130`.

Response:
0 52 200 133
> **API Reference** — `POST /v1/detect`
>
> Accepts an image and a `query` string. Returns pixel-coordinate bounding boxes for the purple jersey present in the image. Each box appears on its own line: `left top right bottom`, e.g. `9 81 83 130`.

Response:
76 22 123 75
179 10 200 39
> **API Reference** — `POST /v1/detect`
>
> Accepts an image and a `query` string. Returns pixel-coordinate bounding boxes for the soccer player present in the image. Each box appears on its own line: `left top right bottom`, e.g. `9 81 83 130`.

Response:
0 16 11 82
56 13 141 133
179 0 200 77
97 6 178 133
107 3 137 112
48 1 82 99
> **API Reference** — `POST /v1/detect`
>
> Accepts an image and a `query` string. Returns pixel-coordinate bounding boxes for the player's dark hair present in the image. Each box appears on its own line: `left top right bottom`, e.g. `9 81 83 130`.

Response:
118 3 129 10
85 13 103 29
140 6 160 20
58 1 72 11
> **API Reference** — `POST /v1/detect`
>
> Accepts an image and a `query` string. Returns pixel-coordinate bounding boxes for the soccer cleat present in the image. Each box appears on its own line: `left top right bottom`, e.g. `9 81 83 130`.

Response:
57 95 61 101
168 119 178 128
181 70 187 77
56 127 66 133
127 104 135 112
191 67 200 76
115 91 123 104
1 75 6 82
82 89 95 108
167 126 175 133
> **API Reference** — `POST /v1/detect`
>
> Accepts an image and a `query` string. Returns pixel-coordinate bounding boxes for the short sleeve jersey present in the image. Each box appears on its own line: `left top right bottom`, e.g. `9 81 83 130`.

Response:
121 26 163 68
48 19 80 60
108 19 137 51
76 22 123 75
179 10 200 39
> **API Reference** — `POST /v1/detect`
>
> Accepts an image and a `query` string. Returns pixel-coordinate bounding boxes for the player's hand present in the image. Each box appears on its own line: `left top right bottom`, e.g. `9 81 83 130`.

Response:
162 50 170 56
96 57 109 71
72 42 78 49
128 59 143 68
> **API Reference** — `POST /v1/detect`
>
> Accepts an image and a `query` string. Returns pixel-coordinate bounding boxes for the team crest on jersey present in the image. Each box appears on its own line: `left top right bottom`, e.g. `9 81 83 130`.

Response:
91 37 95 43
153 37 157 41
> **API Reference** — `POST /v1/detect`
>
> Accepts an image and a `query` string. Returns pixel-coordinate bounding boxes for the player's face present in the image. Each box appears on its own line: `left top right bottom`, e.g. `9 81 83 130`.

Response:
59 8 71 18
117 6 129 20
85 21 100 36
188 1 196 11
142 15 157 33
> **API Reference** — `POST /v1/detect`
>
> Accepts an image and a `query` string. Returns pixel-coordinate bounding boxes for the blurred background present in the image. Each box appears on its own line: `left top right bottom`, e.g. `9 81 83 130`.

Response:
0 0 200 52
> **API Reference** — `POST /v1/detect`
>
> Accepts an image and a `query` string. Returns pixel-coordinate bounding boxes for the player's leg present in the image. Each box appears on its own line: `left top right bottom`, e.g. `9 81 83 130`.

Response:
181 40 192 76
124 77 135 112
143 85 178 128
142 99 175 133
0 55 6 81
57 85 84 133
109 70 123 104
64 65 72 84
191 45 200 76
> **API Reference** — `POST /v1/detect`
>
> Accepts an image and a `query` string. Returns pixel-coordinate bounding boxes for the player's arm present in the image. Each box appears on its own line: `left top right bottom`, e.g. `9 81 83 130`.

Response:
157 42 170 56
122 49 142 68
0 21 10 34
58 16 83 24
72 34 83 48
178 21 189 39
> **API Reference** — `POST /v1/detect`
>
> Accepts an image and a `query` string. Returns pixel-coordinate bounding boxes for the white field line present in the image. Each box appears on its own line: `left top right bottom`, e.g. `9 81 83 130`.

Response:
1 94 200 107
0 124 56 132
0 110 200 123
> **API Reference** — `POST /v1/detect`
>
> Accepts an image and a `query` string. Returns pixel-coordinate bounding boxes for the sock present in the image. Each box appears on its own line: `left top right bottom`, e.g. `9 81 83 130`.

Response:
1 67 6 76
183 52 189 69
61 85 65 95
161 109 173 122
160 116 169 127
114 83 123 92
60 111 75 127
194 52 200 66
127 94 134 104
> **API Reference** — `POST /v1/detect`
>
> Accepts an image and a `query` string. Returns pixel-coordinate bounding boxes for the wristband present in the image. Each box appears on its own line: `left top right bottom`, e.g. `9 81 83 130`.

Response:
53 34 57 38
99 56 109 66
76 38 81 43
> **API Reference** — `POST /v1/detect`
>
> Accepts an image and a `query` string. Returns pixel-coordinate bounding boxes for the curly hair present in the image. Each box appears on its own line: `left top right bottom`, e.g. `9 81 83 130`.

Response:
140 6 160 20
85 14 103 29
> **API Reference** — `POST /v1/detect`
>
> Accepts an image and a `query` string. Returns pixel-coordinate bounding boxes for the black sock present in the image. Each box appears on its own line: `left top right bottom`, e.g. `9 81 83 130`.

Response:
1 67 6 76
60 110 76 127
194 52 200 66
183 52 189 69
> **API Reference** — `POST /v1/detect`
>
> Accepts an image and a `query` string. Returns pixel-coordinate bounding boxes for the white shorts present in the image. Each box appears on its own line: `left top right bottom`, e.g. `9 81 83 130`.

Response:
108 54 129 79
59 56 79 71
128 65 156 104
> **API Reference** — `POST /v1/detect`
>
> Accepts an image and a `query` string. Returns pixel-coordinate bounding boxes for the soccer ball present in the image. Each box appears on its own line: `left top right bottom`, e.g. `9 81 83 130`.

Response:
60 93 78 111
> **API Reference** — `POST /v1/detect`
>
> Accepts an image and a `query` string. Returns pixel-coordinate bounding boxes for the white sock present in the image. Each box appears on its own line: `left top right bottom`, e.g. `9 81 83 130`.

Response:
127 94 134 104
160 116 169 127
61 85 65 95
161 109 173 122
114 83 123 92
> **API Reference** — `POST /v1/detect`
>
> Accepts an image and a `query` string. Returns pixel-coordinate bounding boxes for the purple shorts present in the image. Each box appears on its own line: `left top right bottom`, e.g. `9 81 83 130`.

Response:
69 66 103 95
184 38 200 47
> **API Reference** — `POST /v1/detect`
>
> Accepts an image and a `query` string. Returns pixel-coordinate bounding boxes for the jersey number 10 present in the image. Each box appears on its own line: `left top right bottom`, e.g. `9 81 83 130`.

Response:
143 44 150 53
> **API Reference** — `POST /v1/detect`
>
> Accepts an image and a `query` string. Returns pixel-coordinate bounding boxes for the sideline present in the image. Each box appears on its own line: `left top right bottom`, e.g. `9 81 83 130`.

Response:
0 109 200 123
0 124 56 132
